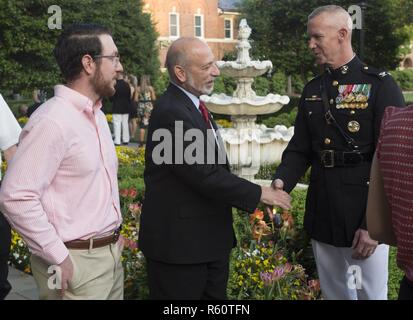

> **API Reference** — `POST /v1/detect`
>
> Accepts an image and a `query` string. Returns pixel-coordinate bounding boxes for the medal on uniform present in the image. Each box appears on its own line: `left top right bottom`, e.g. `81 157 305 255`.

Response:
336 84 371 110
347 120 360 133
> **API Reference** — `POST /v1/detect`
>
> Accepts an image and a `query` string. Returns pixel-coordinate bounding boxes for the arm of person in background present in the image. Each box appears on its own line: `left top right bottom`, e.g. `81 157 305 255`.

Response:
3 145 18 162
351 75 405 259
150 86 157 101
0 93 22 162
32 89 40 103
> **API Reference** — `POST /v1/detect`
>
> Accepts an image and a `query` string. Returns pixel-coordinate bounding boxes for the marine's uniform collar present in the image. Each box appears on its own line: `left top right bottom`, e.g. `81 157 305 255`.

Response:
325 55 362 79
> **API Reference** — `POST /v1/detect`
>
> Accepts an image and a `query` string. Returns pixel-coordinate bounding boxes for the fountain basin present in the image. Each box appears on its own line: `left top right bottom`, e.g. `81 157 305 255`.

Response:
202 93 290 115
216 61 273 78
217 124 294 180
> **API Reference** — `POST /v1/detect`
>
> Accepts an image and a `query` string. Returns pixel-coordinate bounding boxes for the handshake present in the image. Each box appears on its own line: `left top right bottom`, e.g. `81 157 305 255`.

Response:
260 179 291 215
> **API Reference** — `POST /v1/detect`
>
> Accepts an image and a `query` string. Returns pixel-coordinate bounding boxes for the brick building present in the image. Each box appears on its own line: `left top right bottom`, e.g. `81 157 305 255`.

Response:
142 0 241 67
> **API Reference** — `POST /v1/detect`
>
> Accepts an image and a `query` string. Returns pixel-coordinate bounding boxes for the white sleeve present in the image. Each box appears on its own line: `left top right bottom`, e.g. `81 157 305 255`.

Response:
0 94 22 151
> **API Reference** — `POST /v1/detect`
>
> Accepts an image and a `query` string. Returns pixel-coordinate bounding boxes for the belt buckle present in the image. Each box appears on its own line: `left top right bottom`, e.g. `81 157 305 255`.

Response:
321 150 334 168
343 151 362 165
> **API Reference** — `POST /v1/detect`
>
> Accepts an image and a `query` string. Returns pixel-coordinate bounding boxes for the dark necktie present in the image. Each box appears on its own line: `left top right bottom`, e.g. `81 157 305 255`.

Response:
199 101 212 129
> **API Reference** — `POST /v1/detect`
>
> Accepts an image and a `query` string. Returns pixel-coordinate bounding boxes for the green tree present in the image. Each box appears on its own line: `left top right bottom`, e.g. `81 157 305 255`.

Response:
0 0 159 94
241 0 412 79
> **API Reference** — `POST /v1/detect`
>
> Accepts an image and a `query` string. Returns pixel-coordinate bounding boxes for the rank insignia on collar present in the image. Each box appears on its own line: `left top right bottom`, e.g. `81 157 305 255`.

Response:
305 95 322 101
335 84 371 109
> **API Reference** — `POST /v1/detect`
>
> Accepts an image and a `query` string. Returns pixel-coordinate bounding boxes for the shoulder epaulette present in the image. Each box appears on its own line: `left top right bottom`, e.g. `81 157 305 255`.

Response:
307 74 322 84
361 64 391 80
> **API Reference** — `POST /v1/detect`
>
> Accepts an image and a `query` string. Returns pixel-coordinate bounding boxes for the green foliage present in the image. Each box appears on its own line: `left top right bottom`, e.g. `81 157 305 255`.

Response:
271 71 288 94
392 69 413 91
388 246 404 300
241 0 412 79
213 75 237 96
255 161 311 185
261 107 298 128
4 144 405 299
0 0 159 93
153 71 170 97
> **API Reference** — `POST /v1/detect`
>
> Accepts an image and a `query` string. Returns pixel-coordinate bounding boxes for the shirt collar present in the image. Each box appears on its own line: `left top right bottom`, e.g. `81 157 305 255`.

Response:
171 82 201 110
325 54 360 78
54 85 102 114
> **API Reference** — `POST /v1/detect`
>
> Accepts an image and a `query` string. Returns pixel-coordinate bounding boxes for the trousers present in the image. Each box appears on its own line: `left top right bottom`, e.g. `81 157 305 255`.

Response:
0 212 11 300
312 239 389 300
30 240 124 300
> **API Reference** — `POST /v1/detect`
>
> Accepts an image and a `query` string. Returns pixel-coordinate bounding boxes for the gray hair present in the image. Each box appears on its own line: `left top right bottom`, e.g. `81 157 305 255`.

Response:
308 5 353 31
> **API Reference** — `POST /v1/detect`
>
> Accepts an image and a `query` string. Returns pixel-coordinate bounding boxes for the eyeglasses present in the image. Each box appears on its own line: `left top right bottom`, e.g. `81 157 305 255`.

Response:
93 53 121 66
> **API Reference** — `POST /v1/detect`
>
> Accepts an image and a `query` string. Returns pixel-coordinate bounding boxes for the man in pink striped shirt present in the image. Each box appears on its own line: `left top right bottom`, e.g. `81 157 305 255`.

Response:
0 24 124 300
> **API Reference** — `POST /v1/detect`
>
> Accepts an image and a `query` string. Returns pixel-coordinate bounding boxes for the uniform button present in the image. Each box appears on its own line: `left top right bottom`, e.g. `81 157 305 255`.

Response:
350 110 356 115
364 66 369 70
329 99 334 104
324 138 331 145
332 80 339 86
367 181 370 186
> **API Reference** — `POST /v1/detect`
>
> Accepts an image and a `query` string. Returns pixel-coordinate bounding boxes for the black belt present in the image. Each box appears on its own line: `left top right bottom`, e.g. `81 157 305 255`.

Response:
319 150 373 168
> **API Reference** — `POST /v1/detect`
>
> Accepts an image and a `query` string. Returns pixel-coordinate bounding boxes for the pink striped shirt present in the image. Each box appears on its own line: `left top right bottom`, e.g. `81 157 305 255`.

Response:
0 85 122 265
377 105 413 282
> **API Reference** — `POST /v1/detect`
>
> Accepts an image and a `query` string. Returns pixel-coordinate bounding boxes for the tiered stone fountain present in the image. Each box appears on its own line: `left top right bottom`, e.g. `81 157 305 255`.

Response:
201 19 293 181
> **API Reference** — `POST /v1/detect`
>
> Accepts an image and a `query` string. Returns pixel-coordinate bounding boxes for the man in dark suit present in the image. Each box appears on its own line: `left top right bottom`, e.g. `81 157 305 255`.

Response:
139 37 292 300
272 5 405 299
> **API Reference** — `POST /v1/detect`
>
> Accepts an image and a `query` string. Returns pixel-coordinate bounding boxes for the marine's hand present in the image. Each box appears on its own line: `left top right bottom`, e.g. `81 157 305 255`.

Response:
271 179 284 190
351 228 378 260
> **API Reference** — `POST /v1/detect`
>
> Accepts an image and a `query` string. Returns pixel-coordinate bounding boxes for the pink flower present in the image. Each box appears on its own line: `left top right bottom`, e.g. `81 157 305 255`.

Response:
308 279 321 292
124 238 138 250
128 203 141 216
272 267 284 281
283 263 293 273
120 189 129 198
128 188 138 199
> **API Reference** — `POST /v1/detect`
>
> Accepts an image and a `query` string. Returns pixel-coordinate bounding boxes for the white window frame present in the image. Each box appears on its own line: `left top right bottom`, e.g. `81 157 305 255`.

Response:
194 14 204 38
169 12 180 38
224 18 233 40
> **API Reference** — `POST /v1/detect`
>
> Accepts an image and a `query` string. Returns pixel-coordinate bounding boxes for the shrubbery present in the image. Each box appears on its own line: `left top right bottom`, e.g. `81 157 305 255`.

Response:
5 145 403 300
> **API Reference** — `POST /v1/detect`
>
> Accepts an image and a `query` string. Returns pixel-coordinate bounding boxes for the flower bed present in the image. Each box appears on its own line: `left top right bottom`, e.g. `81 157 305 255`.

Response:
7 145 402 299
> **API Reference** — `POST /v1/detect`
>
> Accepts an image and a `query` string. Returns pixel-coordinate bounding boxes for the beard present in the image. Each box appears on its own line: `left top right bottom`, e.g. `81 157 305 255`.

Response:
92 67 116 98
187 72 214 96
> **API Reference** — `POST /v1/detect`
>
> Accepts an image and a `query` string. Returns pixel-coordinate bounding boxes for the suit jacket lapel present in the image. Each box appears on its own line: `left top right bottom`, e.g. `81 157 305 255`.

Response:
168 83 208 131
168 83 230 170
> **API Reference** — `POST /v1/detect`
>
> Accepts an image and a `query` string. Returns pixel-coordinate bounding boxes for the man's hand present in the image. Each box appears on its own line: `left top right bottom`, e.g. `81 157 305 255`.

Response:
57 255 74 298
260 186 291 211
351 228 378 260
265 179 287 218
